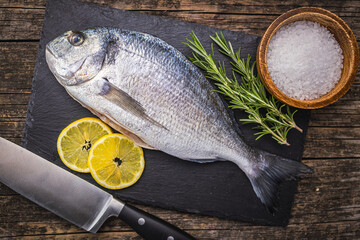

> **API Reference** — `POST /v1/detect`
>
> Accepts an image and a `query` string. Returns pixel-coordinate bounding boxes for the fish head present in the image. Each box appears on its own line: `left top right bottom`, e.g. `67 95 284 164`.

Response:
46 28 108 86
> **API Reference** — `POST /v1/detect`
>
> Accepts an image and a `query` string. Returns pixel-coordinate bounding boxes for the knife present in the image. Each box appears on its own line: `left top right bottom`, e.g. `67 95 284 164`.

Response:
0 137 195 240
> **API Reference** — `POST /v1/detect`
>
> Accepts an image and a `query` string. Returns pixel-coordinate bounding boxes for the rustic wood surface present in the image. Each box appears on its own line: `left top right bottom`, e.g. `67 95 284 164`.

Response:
0 0 359 239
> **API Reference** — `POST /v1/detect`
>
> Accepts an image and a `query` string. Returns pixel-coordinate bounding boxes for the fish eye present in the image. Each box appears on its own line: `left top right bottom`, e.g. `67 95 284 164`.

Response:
68 32 85 46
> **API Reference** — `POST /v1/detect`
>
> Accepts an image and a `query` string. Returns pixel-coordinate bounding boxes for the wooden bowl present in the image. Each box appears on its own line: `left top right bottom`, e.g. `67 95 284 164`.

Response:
256 7 359 109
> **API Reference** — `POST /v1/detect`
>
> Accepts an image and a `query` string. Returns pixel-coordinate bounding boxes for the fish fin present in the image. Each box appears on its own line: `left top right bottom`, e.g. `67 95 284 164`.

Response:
182 158 218 163
182 156 226 163
245 151 313 211
100 113 158 150
99 78 168 130
66 88 158 150
87 106 157 150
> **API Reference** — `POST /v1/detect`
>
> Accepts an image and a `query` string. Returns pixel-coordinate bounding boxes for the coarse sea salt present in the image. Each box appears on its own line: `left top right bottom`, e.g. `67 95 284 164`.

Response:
266 21 343 100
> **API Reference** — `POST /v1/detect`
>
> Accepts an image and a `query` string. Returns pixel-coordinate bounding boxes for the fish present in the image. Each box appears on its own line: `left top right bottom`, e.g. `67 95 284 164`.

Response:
45 27 312 209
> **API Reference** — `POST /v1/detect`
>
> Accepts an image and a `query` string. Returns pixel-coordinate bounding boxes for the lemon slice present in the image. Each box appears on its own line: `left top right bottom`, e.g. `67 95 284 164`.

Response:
88 133 145 189
57 117 113 173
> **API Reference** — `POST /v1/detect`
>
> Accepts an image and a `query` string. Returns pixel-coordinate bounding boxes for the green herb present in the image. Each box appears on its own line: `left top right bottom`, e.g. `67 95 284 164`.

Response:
183 31 302 146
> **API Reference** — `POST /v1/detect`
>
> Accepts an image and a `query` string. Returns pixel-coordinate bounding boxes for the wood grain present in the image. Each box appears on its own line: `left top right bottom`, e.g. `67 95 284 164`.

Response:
0 0 360 40
0 0 359 239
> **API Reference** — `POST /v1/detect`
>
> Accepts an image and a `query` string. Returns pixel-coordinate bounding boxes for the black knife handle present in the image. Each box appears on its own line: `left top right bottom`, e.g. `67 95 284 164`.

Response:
118 203 196 240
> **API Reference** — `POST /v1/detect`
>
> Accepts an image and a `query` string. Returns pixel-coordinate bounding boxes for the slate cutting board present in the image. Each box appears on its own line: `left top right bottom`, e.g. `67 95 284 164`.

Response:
22 0 311 226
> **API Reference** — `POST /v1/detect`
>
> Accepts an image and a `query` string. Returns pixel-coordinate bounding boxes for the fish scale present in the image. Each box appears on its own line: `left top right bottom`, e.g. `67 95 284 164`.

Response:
113 43 222 150
46 27 312 209
123 37 230 155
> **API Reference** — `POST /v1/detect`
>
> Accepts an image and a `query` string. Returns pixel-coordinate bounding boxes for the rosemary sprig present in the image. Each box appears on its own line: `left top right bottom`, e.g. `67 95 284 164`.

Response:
184 31 302 145
210 32 302 133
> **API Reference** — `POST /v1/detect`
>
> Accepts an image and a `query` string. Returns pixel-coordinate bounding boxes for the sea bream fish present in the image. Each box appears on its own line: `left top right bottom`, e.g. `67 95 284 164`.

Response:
45 27 312 208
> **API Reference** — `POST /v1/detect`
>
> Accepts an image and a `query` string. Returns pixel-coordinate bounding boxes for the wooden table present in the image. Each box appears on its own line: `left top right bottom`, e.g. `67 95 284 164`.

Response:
0 0 359 239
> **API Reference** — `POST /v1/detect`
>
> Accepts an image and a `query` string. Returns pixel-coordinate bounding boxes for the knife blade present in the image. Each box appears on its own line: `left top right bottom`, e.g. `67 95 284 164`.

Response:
0 137 195 240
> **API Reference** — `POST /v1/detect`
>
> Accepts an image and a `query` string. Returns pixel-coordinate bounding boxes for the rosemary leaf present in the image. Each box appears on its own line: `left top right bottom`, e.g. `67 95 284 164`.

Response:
184 31 302 145
212 32 302 133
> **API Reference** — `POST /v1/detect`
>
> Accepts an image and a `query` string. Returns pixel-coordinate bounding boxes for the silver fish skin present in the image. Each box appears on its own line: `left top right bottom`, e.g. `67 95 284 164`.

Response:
46 27 312 208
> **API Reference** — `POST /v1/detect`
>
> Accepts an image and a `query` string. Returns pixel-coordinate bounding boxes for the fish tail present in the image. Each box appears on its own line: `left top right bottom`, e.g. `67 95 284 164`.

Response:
244 150 313 211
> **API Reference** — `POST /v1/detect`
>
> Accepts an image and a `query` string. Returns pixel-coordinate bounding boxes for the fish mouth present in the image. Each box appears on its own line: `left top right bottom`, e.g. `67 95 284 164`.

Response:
45 45 60 77
46 44 56 58
45 45 88 86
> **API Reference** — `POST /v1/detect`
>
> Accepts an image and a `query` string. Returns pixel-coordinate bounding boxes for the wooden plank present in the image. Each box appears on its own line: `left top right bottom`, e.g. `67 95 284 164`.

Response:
303 127 360 158
0 0 46 8
0 205 358 239
0 8 44 40
291 158 360 224
0 42 37 92
309 99 360 127
1 217 359 239
0 105 28 122
0 93 30 105
0 121 25 138
1 222 360 240
74 0 360 17
2 0 360 14
1 204 358 239
0 1 359 40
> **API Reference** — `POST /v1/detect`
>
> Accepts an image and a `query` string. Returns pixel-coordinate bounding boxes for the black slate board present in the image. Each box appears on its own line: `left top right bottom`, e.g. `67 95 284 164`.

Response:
22 0 311 226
